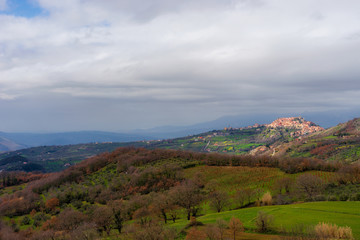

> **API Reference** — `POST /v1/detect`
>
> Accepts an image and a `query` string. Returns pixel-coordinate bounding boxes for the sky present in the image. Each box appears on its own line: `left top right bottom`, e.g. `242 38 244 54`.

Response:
1 0 360 132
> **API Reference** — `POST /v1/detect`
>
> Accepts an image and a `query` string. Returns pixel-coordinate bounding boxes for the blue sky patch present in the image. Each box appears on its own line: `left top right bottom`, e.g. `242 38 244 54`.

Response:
0 0 46 18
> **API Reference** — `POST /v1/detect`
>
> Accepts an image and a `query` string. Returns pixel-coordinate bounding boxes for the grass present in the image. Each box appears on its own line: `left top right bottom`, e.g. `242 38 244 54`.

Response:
184 166 337 196
168 201 360 239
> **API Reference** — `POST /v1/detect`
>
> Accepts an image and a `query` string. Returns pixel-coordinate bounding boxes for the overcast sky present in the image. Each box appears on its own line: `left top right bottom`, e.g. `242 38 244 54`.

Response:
1 0 360 132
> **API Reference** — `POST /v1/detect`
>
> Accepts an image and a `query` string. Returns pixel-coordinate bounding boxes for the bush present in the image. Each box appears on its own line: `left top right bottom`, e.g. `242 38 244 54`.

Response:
33 212 50 227
314 222 353 240
261 192 272 206
314 195 326 201
339 194 349 201
275 194 292 205
328 195 338 201
350 192 360 201
20 216 31 226
255 211 274 233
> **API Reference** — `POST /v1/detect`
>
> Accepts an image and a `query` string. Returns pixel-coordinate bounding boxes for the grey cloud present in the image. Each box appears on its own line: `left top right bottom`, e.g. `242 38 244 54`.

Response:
1 0 360 131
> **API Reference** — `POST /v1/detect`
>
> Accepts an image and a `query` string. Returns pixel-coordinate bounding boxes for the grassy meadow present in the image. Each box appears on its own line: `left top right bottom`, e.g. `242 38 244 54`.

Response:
169 201 360 239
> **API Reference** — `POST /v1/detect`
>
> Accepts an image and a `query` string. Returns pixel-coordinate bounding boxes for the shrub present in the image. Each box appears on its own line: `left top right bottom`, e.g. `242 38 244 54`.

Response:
261 192 272 206
350 192 360 201
255 211 274 233
339 194 349 201
314 195 326 201
314 222 353 240
328 195 338 201
20 216 31 226
33 212 50 228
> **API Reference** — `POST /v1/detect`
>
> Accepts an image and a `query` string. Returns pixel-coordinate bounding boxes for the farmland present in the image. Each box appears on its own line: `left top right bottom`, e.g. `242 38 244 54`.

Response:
170 201 360 239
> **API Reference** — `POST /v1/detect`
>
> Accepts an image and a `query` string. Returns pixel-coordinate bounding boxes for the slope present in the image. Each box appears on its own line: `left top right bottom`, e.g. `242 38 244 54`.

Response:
264 118 360 163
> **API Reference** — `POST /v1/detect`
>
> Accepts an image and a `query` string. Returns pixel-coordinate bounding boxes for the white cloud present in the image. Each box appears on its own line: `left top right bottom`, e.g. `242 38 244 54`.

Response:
1 0 360 131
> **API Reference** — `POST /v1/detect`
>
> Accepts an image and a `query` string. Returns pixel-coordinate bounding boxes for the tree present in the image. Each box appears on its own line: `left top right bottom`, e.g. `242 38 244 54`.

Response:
296 174 324 199
205 224 221 240
273 177 293 194
215 219 227 240
243 188 255 204
229 217 244 240
186 227 206 240
209 191 230 213
255 211 273 233
133 206 153 227
109 200 128 234
234 189 247 208
131 221 177 240
171 181 204 220
168 205 181 223
54 208 87 232
45 198 59 212
93 206 113 235
70 222 98 240
153 193 173 224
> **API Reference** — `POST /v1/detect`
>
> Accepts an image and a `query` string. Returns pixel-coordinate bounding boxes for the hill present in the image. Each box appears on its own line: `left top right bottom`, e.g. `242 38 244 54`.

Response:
0 136 26 152
0 131 153 152
0 117 327 172
4 116 360 173
0 147 359 240
256 118 360 163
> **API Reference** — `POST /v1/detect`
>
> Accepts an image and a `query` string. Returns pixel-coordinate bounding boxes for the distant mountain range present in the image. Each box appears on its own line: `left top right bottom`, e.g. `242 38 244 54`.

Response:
0 131 153 152
3 116 360 173
2 108 358 152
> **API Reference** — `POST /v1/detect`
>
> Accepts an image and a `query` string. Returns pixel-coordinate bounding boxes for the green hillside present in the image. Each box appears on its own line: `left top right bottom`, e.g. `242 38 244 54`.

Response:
1 147 359 239
0 124 306 172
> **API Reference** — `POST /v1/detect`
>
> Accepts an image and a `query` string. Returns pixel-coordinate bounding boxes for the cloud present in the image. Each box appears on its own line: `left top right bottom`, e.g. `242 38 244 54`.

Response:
1 0 360 131
0 0 6 11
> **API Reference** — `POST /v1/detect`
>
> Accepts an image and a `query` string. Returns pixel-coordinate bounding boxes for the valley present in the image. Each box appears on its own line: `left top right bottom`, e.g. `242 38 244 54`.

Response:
0 117 359 240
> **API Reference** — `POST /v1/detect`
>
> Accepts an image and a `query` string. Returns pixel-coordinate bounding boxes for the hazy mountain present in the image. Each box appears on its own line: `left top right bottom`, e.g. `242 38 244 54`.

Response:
129 109 360 139
0 131 153 152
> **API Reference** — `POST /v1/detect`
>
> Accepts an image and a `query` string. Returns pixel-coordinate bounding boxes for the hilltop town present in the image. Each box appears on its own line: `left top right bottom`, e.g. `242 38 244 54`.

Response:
266 117 324 137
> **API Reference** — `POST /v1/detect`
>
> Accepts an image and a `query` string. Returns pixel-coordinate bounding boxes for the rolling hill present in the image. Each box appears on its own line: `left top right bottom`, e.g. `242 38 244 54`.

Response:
1 147 359 240
0 117 326 172
257 118 360 163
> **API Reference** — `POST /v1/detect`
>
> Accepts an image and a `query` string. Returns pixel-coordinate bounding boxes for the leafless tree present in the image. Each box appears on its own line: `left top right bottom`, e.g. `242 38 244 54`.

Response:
296 174 324 199
229 216 244 240
209 191 230 213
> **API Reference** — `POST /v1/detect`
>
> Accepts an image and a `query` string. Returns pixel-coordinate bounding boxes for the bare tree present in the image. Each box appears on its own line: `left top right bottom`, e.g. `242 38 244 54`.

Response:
234 189 247 208
296 174 324 199
215 219 227 240
54 208 87 232
229 217 244 240
153 193 173 224
243 188 255 204
170 181 204 220
93 206 113 236
70 222 98 240
209 191 230 213
273 177 293 194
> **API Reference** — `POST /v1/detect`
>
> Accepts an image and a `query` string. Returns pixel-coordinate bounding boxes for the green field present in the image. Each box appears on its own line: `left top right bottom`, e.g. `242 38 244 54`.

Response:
170 201 360 239
184 166 337 195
